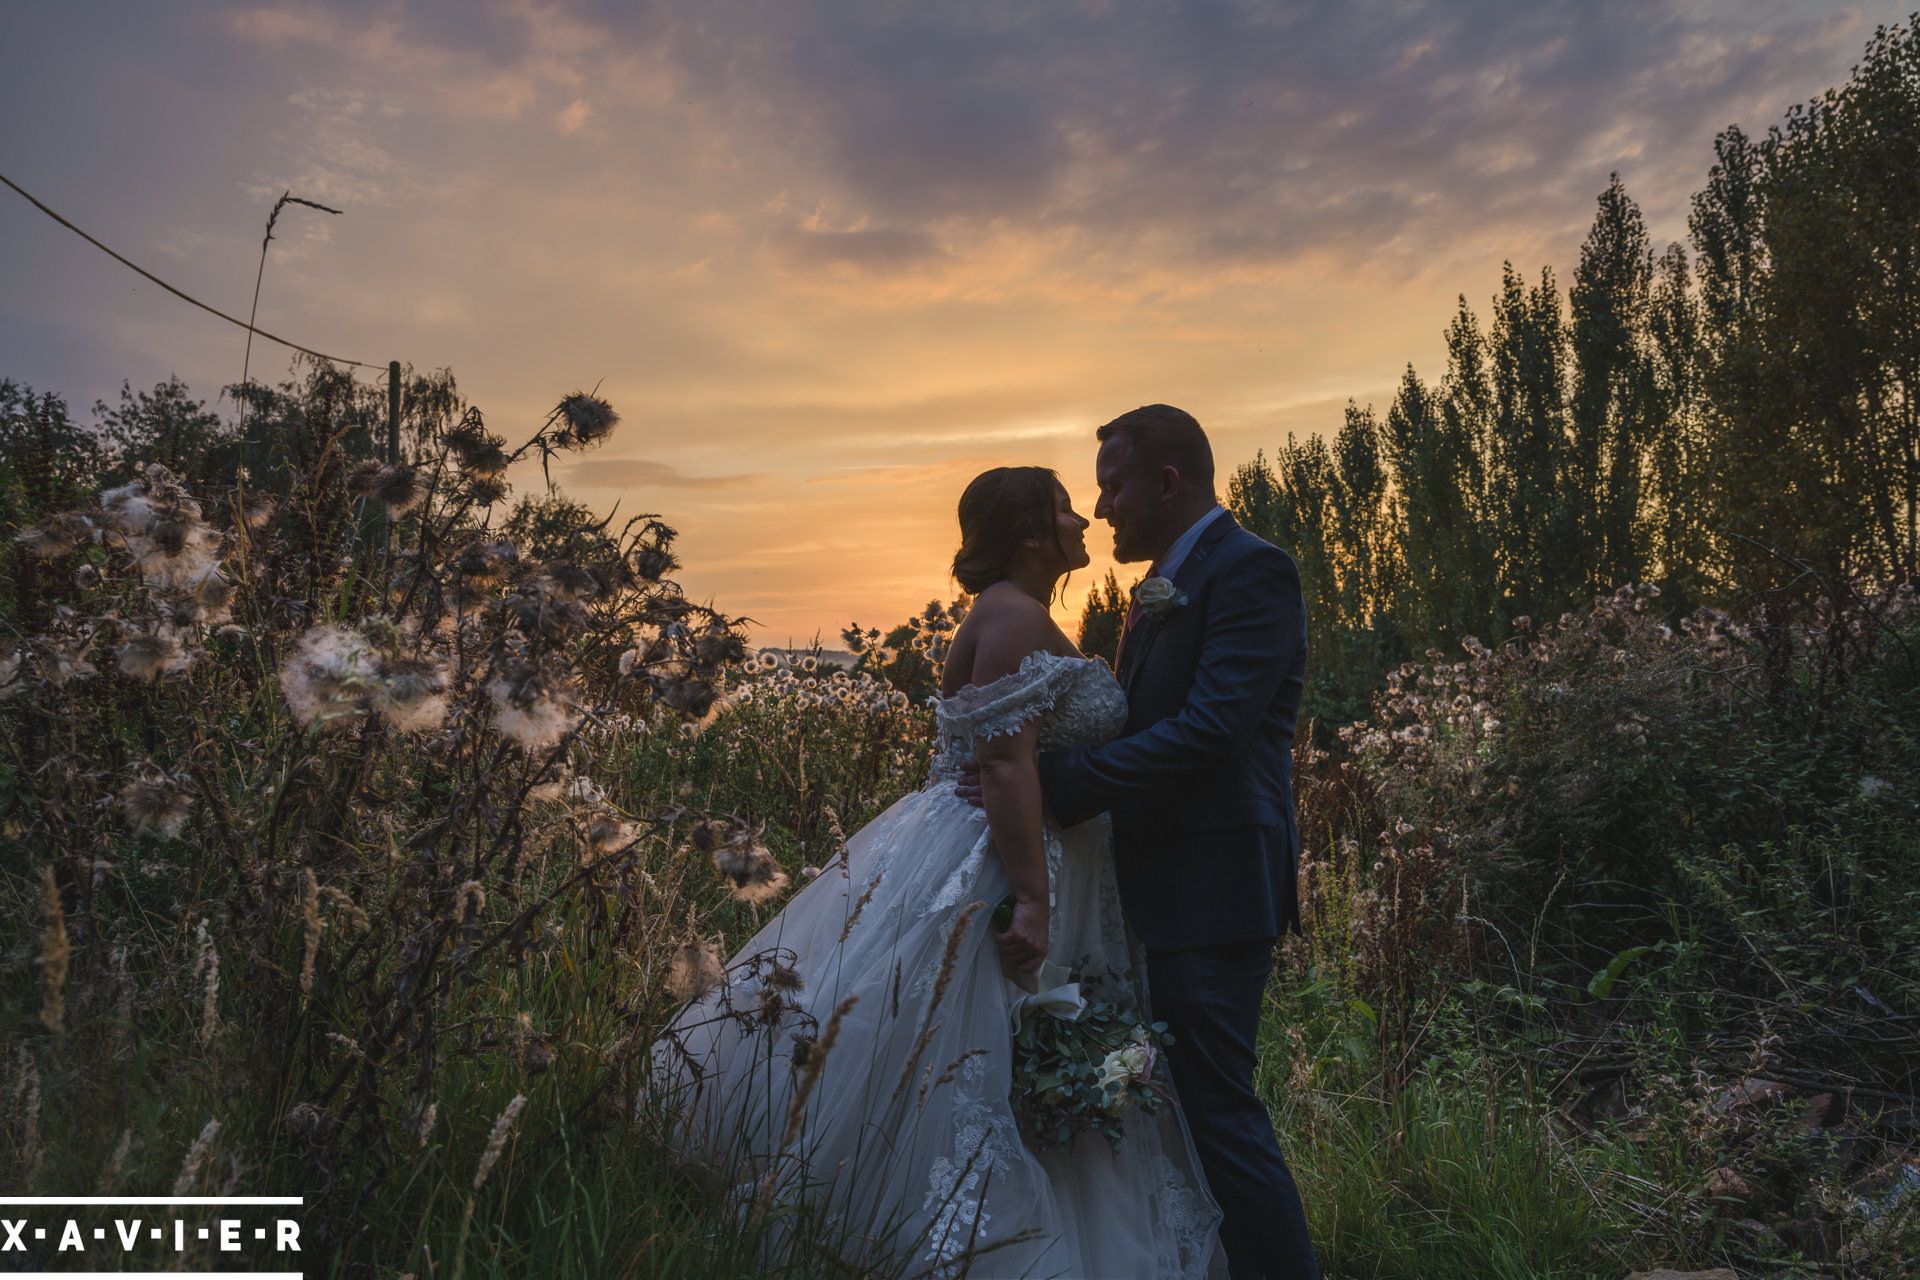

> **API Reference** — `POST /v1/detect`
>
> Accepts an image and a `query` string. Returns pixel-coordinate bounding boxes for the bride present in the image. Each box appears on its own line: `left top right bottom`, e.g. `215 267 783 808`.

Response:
652 466 1227 1278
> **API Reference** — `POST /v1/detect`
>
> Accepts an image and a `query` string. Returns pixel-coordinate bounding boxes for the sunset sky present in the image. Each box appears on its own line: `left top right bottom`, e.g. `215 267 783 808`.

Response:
3 1 1904 642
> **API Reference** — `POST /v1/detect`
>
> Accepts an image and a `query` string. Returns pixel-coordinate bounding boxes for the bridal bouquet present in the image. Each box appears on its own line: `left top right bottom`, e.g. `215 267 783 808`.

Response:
1005 964 1174 1153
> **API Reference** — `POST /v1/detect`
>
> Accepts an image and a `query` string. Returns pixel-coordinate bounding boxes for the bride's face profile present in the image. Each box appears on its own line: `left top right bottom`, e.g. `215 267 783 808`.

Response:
952 467 1088 598
1032 481 1093 575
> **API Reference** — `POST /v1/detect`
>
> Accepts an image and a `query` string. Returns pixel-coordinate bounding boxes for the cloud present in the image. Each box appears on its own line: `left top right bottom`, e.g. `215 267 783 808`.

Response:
802 458 995 488
775 225 947 271
244 87 405 212
225 3 574 121
632 0 1880 278
9 0 1903 646
220 0 1887 286
554 98 594 135
560 458 762 491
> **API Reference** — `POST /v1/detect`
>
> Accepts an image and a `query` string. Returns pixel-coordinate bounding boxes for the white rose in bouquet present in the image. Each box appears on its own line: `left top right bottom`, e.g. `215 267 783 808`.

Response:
1097 1040 1156 1109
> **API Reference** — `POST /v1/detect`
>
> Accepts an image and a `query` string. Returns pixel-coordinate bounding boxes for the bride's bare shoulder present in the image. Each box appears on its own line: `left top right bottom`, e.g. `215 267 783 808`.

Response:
942 587 1067 695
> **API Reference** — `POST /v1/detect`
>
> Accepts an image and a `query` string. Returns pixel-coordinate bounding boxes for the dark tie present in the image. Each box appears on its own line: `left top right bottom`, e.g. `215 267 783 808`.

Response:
1115 567 1157 670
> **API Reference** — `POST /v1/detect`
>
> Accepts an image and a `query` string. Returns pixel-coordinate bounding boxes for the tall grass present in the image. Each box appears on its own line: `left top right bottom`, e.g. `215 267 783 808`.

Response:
1270 580 1920 1276
0 369 930 1275
2 367 1914 1276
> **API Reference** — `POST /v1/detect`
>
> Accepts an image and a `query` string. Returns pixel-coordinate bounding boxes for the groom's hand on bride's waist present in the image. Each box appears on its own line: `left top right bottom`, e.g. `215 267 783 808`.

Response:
956 761 1062 827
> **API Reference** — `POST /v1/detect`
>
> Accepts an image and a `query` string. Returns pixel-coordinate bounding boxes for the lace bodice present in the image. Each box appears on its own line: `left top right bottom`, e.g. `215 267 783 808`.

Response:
927 650 1127 784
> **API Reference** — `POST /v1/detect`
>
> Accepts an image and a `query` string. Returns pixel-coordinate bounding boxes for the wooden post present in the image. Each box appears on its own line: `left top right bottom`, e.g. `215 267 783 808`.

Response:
387 360 401 464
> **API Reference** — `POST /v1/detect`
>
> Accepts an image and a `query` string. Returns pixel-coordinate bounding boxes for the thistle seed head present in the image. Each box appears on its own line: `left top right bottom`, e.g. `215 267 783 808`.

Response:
281 625 379 730
667 941 725 1002
116 627 192 681
586 812 638 856
631 545 675 581
119 772 193 837
37 636 98 687
542 562 601 601
348 462 425 517
467 475 510 505
455 539 520 585
374 655 451 732
486 668 579 750
15 512 94 560
660 677 716 718
552 392 619 448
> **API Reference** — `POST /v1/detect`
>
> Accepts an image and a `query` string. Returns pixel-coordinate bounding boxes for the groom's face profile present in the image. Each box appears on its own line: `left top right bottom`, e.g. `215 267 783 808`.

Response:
1094 436 1176 565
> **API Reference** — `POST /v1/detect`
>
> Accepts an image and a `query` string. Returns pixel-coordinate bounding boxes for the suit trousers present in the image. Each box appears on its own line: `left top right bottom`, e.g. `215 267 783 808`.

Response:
1145 938 1319 1280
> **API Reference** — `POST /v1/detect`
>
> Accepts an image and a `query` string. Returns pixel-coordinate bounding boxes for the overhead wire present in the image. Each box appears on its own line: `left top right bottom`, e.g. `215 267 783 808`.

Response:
0 171 379 370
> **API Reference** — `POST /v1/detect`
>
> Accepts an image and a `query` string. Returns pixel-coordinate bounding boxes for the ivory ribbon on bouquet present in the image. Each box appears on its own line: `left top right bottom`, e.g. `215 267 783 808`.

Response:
1007 959 1085 1032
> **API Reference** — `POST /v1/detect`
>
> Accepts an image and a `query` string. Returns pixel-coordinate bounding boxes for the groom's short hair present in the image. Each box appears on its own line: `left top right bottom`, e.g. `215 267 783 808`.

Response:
1096 404 1214 490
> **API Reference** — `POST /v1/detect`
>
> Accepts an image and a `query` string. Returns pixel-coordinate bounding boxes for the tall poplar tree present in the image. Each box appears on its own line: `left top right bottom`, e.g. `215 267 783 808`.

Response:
1384 365 1489 646
1569 175 1656 593
1690 124 1778 593
1489 264 1573 620
1644 242 1711 608
1224 15 1920 728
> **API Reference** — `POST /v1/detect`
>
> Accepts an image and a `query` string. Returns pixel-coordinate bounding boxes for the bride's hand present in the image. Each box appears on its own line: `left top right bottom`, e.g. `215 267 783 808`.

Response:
994 898 1049 972
954 759 984 807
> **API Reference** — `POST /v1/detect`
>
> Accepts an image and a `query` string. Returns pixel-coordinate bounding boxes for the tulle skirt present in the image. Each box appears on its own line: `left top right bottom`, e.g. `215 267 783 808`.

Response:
651 779 1227 1278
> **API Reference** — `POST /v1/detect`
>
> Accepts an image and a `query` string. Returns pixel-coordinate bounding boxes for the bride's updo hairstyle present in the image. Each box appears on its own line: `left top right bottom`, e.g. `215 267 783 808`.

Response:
952 465 1066 595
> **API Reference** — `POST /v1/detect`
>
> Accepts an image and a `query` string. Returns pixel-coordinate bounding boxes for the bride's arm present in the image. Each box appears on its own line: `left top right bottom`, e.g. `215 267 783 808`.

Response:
975 718 1050 971
963 605 1058 971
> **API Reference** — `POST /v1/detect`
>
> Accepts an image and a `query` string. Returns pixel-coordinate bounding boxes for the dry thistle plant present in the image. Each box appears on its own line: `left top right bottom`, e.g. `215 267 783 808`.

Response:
0 375 776 1251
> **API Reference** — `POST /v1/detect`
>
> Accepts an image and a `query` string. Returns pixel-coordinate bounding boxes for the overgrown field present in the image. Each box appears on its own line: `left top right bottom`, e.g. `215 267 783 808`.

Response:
1 365 1914 1280
11 15 1920 1276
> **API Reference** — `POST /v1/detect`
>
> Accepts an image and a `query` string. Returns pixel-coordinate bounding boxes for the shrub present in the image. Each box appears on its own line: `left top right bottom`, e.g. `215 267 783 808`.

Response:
0 373 795 1269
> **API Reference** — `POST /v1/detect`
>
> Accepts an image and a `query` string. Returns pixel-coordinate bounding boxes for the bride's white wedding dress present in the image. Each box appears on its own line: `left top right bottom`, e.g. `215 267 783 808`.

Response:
652 651 1227 1278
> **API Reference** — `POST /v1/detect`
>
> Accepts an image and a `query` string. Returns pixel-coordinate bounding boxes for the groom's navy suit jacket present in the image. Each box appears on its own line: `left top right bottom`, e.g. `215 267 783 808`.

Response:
1038 511 1307 952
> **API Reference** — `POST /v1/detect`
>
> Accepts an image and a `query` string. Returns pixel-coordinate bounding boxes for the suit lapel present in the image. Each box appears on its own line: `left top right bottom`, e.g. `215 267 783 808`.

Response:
1122 511 1238 697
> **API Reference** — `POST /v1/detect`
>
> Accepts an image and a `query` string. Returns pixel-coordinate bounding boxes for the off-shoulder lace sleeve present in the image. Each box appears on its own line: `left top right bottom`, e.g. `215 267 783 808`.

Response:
936 650 1083 741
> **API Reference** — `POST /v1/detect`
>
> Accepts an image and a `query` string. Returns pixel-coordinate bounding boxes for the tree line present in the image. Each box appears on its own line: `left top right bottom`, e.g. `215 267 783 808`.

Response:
1082 18 1920 729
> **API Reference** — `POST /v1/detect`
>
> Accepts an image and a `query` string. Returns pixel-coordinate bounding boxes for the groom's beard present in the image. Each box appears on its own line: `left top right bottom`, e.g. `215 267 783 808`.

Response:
1109 527 1148 564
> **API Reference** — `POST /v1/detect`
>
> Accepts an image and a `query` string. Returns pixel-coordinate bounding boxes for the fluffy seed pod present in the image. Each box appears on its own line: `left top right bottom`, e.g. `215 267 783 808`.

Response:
552 392 619 448
348 463 425 517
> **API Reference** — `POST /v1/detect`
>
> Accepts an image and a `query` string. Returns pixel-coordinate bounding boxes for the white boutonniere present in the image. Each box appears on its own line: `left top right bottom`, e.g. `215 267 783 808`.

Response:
1134 575 1188 619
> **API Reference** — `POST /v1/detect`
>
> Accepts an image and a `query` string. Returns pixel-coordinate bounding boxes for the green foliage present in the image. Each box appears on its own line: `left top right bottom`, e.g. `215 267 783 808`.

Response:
0 382 108 632
1230 439 1405 729
1258 984 1648 1279
1075 569 1127 666
611 653 931 861
1007 970 1171 1153
1232 18 1920 730
1384 365 1493 650
1287 578 1920 1273
92 376 237 493
843 597 967 705
0 381 106 515
0 370 779 1274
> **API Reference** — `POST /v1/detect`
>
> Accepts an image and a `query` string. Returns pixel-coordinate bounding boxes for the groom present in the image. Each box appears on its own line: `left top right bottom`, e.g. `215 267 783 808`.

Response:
963 404 1319 1279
